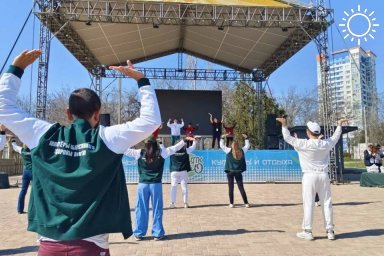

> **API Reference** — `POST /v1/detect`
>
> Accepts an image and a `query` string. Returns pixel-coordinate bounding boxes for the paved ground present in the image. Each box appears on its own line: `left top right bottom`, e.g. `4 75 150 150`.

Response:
0 180 383 256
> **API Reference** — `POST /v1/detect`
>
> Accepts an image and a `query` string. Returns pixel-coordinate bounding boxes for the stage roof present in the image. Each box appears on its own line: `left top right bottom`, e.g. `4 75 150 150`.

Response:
35 0 325 76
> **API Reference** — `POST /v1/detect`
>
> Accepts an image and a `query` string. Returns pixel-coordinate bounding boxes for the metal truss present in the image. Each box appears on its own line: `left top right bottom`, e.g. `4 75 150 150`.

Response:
315 0 339 183
103 67 253 81
35 0 327 27
36 4 52 119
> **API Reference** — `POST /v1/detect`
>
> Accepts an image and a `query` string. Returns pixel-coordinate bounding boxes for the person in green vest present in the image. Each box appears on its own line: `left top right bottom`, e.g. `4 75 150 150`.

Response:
220 133 250 208
11 140 33 214
169 137 198 209
0 49 161 255
124 136 187 241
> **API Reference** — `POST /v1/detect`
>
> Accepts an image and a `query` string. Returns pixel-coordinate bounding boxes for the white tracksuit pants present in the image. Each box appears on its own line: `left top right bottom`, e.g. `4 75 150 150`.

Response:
170 171 188 204
302 172 334 231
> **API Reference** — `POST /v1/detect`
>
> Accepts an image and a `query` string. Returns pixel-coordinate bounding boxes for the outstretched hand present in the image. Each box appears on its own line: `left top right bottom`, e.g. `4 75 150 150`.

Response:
242 134 248 139
337 118 349 126
12 49 42 70
109 60 144 81
276 117 287 127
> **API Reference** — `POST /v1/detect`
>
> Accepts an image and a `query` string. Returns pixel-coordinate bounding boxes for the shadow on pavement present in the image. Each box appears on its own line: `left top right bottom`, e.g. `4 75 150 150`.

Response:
0 246 38 255
165 229 285 240
337 229 384 239
333 201 381 206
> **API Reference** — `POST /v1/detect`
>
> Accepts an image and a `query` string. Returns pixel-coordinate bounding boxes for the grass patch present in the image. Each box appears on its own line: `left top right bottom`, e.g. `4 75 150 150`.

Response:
344 160 365 169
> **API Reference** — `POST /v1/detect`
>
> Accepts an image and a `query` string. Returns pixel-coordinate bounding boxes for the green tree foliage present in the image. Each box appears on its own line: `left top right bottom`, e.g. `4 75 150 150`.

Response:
223 81 285 149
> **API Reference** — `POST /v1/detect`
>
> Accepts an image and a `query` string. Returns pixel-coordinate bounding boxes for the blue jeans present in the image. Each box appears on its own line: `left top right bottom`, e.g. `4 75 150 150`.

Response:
18 169 32 213
171 136 180 146
134 183 164 238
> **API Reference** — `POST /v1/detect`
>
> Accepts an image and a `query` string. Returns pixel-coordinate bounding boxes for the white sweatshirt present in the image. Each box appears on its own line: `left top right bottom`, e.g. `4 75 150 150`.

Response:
167 121 184 136
282 126 342 173
124 140 186 160
219 139 250 154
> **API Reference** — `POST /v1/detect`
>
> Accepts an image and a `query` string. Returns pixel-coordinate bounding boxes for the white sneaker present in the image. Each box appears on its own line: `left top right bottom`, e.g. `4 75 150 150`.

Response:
229 204 234 208
296 230 314 240
184 203 189 208
315 202 321 207
169 203 175 208
245 204 250 208
327 230 335 240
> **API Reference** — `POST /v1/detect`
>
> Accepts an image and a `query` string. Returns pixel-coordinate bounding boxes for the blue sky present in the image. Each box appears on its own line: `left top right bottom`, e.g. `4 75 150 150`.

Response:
0 0 382 102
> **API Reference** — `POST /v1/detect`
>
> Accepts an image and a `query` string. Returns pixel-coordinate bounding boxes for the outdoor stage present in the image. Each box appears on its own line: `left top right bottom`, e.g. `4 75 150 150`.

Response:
0 182 383 256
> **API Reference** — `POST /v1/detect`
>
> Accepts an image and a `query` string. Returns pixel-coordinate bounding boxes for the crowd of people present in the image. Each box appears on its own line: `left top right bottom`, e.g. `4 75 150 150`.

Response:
0 49 350 254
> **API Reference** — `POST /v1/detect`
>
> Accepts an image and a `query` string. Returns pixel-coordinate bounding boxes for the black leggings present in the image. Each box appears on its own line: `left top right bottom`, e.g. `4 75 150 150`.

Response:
212 134 220 149
226 171 248 204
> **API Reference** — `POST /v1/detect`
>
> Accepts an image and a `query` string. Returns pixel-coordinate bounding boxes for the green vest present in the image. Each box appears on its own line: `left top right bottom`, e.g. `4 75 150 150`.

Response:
21 148 32 170
224 149 246 172
170 151 191 172
137 149 165 183
28 119 132 240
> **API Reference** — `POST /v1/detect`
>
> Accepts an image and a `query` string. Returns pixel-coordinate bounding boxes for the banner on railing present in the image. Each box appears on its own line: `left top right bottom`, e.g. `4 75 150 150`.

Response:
123 150 302 183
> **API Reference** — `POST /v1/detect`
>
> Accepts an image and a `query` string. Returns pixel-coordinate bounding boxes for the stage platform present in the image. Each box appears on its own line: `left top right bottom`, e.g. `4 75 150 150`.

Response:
1 182 383 255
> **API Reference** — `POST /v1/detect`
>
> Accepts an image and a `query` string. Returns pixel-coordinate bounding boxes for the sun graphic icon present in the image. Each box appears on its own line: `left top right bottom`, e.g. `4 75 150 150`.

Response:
339 5 380 45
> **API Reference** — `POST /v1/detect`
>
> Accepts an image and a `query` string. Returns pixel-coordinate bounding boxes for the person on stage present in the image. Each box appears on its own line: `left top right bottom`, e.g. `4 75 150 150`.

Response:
124 137 186 241
167 118 184 145
220 133 250 208
222 119 236 147
183 122 199 147
0 49 161 255
277 117 348 241
209 113 223 149
169 137 198 209
11 139 33 214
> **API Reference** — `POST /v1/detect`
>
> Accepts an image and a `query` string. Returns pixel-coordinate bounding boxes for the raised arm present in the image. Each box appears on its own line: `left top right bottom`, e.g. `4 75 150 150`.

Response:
326 118 348 148
220 135 231 154
276 117 307 151
0 50 53 149
123 148 141 160
167 119 172 128
208 113 213 124
99 60 161 154
161 139 186 159
241 134 250 153
11 142 22 154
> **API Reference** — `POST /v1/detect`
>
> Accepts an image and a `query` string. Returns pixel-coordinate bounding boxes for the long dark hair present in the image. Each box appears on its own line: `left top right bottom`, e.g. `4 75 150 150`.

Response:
144 142 159 164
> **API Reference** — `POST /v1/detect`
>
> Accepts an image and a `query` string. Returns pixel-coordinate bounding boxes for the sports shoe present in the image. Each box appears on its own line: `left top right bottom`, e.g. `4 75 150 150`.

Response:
134 236 142 241
184 203 189 208
229 204 234 208
296 230 314 240
245 204 250 208
154 236 164 241
169 203 175 209
315 202 321 207
327 230 335 240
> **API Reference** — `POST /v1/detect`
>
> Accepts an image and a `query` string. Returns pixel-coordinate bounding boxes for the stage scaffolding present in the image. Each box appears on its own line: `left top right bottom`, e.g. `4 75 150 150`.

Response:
32 0 340 181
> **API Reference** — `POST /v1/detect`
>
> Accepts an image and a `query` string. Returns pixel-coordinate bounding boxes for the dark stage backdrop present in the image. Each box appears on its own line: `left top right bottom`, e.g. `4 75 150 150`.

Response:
155 89 222 136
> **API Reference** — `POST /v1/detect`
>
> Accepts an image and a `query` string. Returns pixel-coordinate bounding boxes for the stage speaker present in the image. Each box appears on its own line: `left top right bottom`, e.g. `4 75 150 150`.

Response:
100 113 111 127
266 114 277 136
267 136 279 149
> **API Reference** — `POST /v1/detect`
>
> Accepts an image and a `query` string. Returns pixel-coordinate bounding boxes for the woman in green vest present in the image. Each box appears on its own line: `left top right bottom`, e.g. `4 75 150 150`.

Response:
169 137 198 209
220 134 250 208
124 136 186 241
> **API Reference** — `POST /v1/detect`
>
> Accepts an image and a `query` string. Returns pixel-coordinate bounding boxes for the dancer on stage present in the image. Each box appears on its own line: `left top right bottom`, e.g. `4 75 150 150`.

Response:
169 137 198 209
167 118 184 145
209 113 223 149
220 133 250 208
183 122 199 147
11 140 33 214
222 119 236 147
124 137 187 241
0 49 161 255
276 117 348 240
